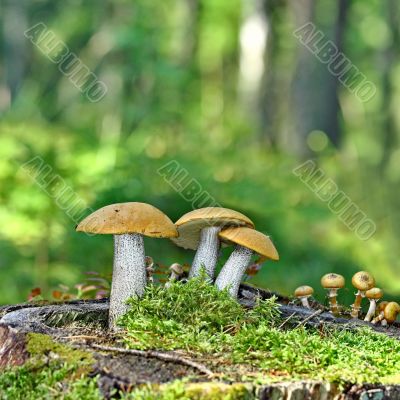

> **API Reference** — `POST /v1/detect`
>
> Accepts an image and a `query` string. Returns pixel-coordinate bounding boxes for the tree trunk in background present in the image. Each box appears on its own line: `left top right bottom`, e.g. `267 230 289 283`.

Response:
258 0 291 148
2 0 28 103
380 0 399 174
288 0 348 156
238 0 269 140
180 0 200 65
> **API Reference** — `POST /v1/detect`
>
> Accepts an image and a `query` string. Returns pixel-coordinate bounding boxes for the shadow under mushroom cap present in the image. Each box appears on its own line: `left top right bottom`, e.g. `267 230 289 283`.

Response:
171 207 254 250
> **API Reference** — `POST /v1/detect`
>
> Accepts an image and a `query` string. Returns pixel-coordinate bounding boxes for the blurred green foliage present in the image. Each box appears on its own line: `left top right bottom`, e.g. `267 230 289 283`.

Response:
0 0 399 307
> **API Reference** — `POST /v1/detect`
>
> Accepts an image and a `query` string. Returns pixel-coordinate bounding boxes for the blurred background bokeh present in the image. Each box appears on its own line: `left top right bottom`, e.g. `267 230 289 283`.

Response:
1 0 400 309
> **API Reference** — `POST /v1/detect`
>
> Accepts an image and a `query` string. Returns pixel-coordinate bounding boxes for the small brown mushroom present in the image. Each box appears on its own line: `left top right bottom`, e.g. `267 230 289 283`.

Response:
371 301 389 324
165 263 184 288
364 288 383 322
350 271 375 319
381 302 400 326
145 256 155 283
294 286 314 308
320 273 345 315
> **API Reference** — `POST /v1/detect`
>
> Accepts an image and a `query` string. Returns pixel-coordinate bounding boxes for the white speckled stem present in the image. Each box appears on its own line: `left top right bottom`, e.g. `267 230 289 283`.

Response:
215 245 253 298
189 226 221 280
109 233 147 329
364 300 377 322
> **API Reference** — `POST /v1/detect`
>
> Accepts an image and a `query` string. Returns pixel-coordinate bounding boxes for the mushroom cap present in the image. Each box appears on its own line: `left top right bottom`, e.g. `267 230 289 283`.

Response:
171 207 254 250
218 226 279 261
351 271 375 291
294 285 314 297
170 263 183 275
76 202 178 238
365 287 383 300
145 256 154 268
377 301 389 313
383 302 400 323
320 273 345 289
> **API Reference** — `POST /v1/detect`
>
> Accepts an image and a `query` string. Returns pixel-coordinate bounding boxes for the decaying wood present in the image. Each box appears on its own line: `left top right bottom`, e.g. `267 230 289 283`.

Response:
239 283 400 339
90 343 214 378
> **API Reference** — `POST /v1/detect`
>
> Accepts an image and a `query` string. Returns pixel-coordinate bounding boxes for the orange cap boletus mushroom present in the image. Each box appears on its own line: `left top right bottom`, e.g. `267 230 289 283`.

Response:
171 207 254 280
214 227 279 298
76 202 177 329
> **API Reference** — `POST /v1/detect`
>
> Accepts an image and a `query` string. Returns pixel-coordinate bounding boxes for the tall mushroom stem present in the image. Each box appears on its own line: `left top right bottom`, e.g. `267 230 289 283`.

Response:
364 300 377 322
109 233 147 329
327 289 339 315
350 290 364 318
189 226 221 280
215 245 253 298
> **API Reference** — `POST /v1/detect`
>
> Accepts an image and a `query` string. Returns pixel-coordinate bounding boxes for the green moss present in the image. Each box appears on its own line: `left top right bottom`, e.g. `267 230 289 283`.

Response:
121 277 400 385
0 334 99 399
124 381 254 400
26 333 94 368
184 383 253 400
0 364 101 399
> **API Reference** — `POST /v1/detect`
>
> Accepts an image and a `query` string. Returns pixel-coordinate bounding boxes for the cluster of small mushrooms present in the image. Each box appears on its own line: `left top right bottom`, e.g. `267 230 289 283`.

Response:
294 271 400 326
76 203 279 329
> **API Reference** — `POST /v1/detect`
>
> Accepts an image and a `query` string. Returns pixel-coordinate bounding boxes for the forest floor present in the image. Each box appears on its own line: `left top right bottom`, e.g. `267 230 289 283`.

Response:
0 281 399 399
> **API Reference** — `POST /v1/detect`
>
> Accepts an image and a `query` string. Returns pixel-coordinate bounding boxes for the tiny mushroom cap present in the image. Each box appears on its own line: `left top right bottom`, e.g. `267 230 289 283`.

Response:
76 202 178 237
218 227 279 261
365 287 383 300
321 273 345 289
378 301 389 313
384 302 400 323
171 207 254 250
294 285 314 298
351 271 375 291
170 263 184 275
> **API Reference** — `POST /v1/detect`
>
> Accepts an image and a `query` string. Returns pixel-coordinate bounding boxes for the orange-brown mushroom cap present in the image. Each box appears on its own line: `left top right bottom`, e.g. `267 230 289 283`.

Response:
76 202 178 238
294 285 314 298
218 226 279 261
365 288 383 300
171 207 254 250
384 302 400 323
321 273 345 289
377 301 389 313
351 271 375 291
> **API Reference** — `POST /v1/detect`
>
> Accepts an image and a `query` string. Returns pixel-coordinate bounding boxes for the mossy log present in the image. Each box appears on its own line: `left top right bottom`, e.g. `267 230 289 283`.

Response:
0 285 399 399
